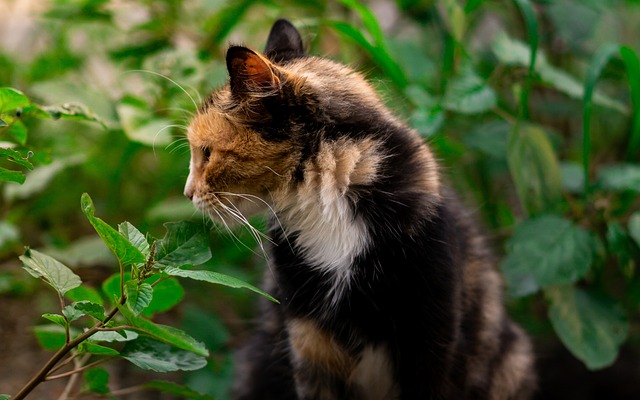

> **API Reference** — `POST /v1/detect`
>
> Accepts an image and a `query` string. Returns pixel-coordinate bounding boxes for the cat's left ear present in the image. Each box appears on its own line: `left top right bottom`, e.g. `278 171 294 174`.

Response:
226 46 280 95
264 19 304 62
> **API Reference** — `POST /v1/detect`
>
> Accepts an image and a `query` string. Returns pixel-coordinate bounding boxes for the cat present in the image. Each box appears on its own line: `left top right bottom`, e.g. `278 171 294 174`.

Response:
184 18 536 400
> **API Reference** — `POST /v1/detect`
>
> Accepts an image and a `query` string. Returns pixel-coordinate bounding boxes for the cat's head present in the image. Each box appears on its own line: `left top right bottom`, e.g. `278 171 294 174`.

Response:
183 19 434 225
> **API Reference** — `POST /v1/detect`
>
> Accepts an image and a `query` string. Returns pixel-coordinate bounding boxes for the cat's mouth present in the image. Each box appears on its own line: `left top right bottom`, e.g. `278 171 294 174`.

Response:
192 191 270 227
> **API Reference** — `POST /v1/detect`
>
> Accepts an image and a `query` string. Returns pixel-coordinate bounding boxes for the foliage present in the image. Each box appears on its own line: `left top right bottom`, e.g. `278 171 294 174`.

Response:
0 0 639 398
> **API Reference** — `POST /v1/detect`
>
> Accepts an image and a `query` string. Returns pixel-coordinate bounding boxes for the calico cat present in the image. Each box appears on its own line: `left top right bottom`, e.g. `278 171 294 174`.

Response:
184 19 536 400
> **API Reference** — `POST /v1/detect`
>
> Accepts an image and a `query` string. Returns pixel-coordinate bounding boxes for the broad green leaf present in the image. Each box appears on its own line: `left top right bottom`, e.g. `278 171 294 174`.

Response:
142 277 184 317
629 212 640 247
125 281 153 315
443 65 496 114
597 164 640 192
621 46 640 159
116 100 172 146
156 221 211 268
142 380 214 400
19 248 82 296
41 103 106 128
547 286 628 370
118 222 150 257
0 394 10 399
165 266 278 303
34 325 66 351
42 313 67 328
0 148 33 170
116 303 209 356
0 87 30 112
78 341 120 356
83 367 110 394
6 119 27 145
89 329 138 343
81 193 146 266
501 215 596 297
63 304 86 322
0 167 25 184
121 336 207 372
65 285 104 306
507 125 563 214
73 301 105 320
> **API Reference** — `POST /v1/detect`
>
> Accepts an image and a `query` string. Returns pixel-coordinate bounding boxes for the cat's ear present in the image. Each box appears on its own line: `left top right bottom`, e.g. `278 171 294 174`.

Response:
226 46 280 95
264 19 304 62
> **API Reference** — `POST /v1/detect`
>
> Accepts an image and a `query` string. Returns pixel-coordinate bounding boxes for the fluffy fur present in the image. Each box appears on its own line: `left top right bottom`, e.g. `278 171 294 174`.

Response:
184 18 536 399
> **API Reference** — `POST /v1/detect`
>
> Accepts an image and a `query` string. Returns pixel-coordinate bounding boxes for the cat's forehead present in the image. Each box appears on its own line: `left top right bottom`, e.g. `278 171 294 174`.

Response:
187 108 235 145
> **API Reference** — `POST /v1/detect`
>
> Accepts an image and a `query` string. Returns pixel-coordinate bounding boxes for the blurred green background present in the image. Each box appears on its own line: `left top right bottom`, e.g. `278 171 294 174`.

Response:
1 0 640 398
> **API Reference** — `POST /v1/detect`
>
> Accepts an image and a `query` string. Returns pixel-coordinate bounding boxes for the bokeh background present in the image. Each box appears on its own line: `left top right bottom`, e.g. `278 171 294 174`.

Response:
1 0 640 398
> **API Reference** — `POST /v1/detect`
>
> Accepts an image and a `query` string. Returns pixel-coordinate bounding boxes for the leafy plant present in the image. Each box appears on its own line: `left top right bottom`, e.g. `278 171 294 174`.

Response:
4 194 275 399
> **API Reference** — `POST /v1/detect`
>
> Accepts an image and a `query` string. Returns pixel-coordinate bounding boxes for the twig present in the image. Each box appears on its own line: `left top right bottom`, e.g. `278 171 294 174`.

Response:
46 357 115 381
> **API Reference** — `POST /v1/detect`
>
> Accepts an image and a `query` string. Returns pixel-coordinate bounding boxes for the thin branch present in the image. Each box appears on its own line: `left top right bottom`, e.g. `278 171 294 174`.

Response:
45 357 115 381
48 352 80 375
57 292 70 344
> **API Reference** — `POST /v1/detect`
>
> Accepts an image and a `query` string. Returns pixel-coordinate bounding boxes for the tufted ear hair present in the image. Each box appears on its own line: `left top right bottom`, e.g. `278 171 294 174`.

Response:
226 46 280 95
264 19 304 63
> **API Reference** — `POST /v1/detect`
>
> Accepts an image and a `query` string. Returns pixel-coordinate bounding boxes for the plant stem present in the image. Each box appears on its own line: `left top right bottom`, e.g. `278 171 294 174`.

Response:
46 357 114 381
12 298 125 400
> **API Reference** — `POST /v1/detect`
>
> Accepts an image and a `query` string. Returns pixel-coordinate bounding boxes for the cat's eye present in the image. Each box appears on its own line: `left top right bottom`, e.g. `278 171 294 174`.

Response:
202 147 212 163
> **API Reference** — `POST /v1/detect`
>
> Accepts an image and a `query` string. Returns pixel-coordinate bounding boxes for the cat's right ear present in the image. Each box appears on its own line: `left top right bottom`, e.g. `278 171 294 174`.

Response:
264 19 304 62
226 46 280 95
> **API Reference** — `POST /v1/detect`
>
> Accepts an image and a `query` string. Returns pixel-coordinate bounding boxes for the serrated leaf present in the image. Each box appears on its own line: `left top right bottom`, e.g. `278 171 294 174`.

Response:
507 125 563 214
41 102 106 128
118 222 150 257
0 148 33 170
501 215 596 297
142 380 214 400
33 325 66 351
83 367 110 394
81 193 146 266
155 222 211 268
89 329 138 343
164 266 278 303
116 303 208 356
0 167 25 184
121 336 207 372
42 313 67 328
62 304 85 322
597 163 640 192
547 286 628 370
65 285 104 306
73 301 105 320
0 87 30 112
125 281 153 315
19 248 82 296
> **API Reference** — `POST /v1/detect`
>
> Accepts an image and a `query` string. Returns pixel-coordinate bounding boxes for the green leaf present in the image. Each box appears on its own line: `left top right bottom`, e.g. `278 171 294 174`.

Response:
119 222 150 257
0 117 6 126
597 163 640 192
116 99 172 146
81 193 146 266
547 286 628 370
121 336 207 372
440 0 466 42
5 119 27 145
65 285 104 306
142 277 184 317
443 65 496 114
202 0 253 45
83 367 110 394
34 325 66 351
621 46 640 159
512 0 539 118
410 107 444 138
5 155 85 201
0 148 33 170
339 0 385 47
78 341 120 356
507 125 563 214
155 221 212 268
89 329 139 343
142 380 214 400
629 212 640 247
116 303 209 356
164 266 278 303
19 248 82 296
125 281 153 315
73 301 106 320
42 313 67 328
0 394 11 400
0 167 25 184
62 304 86 322
0 87 30 112
41 103 106 128
501 215 596 297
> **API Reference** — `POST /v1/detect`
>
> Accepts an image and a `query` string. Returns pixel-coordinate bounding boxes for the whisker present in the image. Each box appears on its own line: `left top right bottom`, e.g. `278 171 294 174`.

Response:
125 69 200 111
